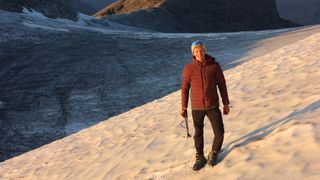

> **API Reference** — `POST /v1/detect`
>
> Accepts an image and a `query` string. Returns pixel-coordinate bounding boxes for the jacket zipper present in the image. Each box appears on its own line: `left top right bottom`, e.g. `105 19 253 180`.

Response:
200 63 206 109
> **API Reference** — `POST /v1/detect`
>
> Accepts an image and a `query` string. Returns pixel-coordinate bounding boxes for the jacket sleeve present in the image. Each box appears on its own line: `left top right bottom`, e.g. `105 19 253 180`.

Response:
216 63 230 106
181 65 191 110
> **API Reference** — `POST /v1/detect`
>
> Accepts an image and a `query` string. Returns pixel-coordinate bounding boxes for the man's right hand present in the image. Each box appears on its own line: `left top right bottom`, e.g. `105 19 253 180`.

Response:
180 109 188 118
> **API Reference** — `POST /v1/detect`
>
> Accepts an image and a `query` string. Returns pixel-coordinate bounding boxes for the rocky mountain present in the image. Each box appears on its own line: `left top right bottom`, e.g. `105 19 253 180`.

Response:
95 0 165 16
70 0 96 15
0 0 78 20
94 0 297 33
312 9 320 25
276 0 320 25
84 0 116 11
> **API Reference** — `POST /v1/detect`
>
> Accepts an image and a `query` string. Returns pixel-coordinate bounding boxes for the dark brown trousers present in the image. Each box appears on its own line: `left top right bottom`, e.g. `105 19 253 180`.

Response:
192 107 224 155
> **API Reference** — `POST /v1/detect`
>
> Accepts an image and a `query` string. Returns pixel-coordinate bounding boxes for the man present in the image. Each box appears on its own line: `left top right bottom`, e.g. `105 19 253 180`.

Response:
181 40 230 171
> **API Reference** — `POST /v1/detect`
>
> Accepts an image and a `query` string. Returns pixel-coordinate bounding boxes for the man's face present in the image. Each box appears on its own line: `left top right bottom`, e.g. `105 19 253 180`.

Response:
193 46 206 61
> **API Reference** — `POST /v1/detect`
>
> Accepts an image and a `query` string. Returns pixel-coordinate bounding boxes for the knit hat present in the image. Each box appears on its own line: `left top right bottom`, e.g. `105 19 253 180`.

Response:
191 40 206 54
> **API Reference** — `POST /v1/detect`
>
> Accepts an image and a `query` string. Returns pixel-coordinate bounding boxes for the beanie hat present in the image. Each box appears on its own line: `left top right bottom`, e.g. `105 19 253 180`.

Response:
191 40 206 54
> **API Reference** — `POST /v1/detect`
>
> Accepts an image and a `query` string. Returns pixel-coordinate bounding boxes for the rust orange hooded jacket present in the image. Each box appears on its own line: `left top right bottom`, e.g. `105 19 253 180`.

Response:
181 54 230 110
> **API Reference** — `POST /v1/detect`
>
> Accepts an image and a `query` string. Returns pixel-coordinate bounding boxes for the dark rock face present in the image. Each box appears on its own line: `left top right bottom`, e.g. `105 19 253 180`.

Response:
88 0 117 11
312 9 320 24
69 0 97 15
95 0 298 33
276 0 320 25
0 0 78 20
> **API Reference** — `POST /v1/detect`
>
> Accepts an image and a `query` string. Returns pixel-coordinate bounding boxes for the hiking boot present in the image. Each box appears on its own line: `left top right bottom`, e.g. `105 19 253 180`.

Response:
192 154 207 171
207 150 218 167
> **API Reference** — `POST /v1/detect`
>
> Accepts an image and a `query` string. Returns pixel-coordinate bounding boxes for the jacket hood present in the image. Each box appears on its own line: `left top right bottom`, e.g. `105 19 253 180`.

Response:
192 54 215 65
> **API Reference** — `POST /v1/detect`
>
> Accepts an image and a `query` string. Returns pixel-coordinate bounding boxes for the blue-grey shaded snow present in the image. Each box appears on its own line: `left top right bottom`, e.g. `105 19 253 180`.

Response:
0 8 309 161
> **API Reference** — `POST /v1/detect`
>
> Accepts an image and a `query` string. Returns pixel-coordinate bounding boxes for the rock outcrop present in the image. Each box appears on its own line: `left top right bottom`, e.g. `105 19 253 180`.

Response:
69 0 96 15
94 0 297 33
88 0 117 11
311 9 320 25
0 0 78 20
276 0 320 25
94 0 165 16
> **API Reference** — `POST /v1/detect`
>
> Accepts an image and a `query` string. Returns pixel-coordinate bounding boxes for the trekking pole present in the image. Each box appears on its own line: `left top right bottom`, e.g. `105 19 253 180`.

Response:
184 116 192 138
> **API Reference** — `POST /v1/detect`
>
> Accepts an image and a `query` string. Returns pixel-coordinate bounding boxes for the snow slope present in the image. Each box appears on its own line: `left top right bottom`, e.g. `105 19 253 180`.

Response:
0 25 320 180
1 8 302 162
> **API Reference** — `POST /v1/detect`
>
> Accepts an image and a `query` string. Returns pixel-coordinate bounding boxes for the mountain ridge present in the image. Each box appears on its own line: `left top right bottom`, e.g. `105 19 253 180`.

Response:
0 0 78 20
94 0 297 33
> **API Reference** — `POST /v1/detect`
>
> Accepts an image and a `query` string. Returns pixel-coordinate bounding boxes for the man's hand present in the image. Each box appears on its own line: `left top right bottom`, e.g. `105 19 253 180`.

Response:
180 109 188 118
223 105 230 115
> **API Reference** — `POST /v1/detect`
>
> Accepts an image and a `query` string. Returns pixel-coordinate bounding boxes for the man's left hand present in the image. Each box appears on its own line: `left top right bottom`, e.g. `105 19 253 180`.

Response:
223 105 230 115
